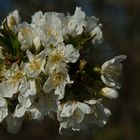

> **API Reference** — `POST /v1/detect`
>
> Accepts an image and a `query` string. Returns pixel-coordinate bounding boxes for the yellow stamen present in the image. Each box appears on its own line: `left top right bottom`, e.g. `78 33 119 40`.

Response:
49 51 64 64
29 59 41 70
52 73 65 86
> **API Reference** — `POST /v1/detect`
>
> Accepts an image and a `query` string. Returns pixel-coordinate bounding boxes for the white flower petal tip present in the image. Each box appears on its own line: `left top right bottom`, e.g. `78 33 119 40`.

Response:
33 36 41 50
101 87 118 99
113 55 127 63
92 26 103 44
104 108 111 116
1 10 20 32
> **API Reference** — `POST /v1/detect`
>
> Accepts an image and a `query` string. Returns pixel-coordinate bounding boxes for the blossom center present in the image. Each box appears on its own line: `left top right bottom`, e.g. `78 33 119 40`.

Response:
10 71 23 84
103 64 122 82
49 51 64 64
29 59 41 70
52 73 65 86
20 26 31 36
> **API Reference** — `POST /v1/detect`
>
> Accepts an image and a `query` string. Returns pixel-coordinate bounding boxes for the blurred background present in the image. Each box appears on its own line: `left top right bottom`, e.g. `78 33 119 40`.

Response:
0 0 140 140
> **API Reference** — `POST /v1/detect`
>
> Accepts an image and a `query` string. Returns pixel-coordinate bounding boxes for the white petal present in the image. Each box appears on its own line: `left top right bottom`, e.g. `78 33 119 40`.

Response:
77 102 91 114
84 99 97 105
73 7 86 34
92 26 103 44
38 50 47 60
25 68 41 77
31 11 45 27
101 87 118 99
54 86 65 100
29 80 36 95
85 16 98 32
20 80 36 97
65 44 79 63
113 55 127 63
0 81 19 98
19 81 28 95
0 96 7 107
60 101 75 117
74 108 85 123
6 9 20 31
101 75 116 87
93 103 111 127
43 77 54 93
18 94 32 108
29 107 42 120
26 50 34 62
33 36 41 50
38 93 57 116
14 104 26 118
101 55 127 72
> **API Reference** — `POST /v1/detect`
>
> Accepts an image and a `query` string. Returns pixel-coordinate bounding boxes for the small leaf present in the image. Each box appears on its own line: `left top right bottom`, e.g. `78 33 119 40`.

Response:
12 33 21 56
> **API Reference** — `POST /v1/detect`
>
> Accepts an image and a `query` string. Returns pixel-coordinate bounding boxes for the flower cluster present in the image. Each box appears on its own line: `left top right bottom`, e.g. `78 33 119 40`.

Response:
0 7 126 134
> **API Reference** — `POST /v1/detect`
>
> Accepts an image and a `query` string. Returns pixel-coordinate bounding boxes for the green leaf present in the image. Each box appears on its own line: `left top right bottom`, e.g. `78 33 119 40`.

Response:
66 33 94 51
12 33 21 56
0 26 20 56
67 34 78 47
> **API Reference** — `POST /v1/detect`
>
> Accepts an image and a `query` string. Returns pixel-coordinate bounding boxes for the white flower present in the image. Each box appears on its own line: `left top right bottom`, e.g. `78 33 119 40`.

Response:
19 80 36 98
45 43 80 74
91 26 103 44
44 12 63 41
57 100 91 134
14 97 32 118
35 12 64 47
85 17 103 44
101 55 127 88
31 11 45 27
46 43 79 73
0 96 8 122
65 7 86 36
0 8 126 134
37 92 58 116
58 99 111 135
28 107 42 120
84 99 111 127
100 87 118 99
32 11 63 48
18 22 41 51
24 50 46 77
0 63 24 98
14 80 36 118
1 10 20 32
43 64 73 100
